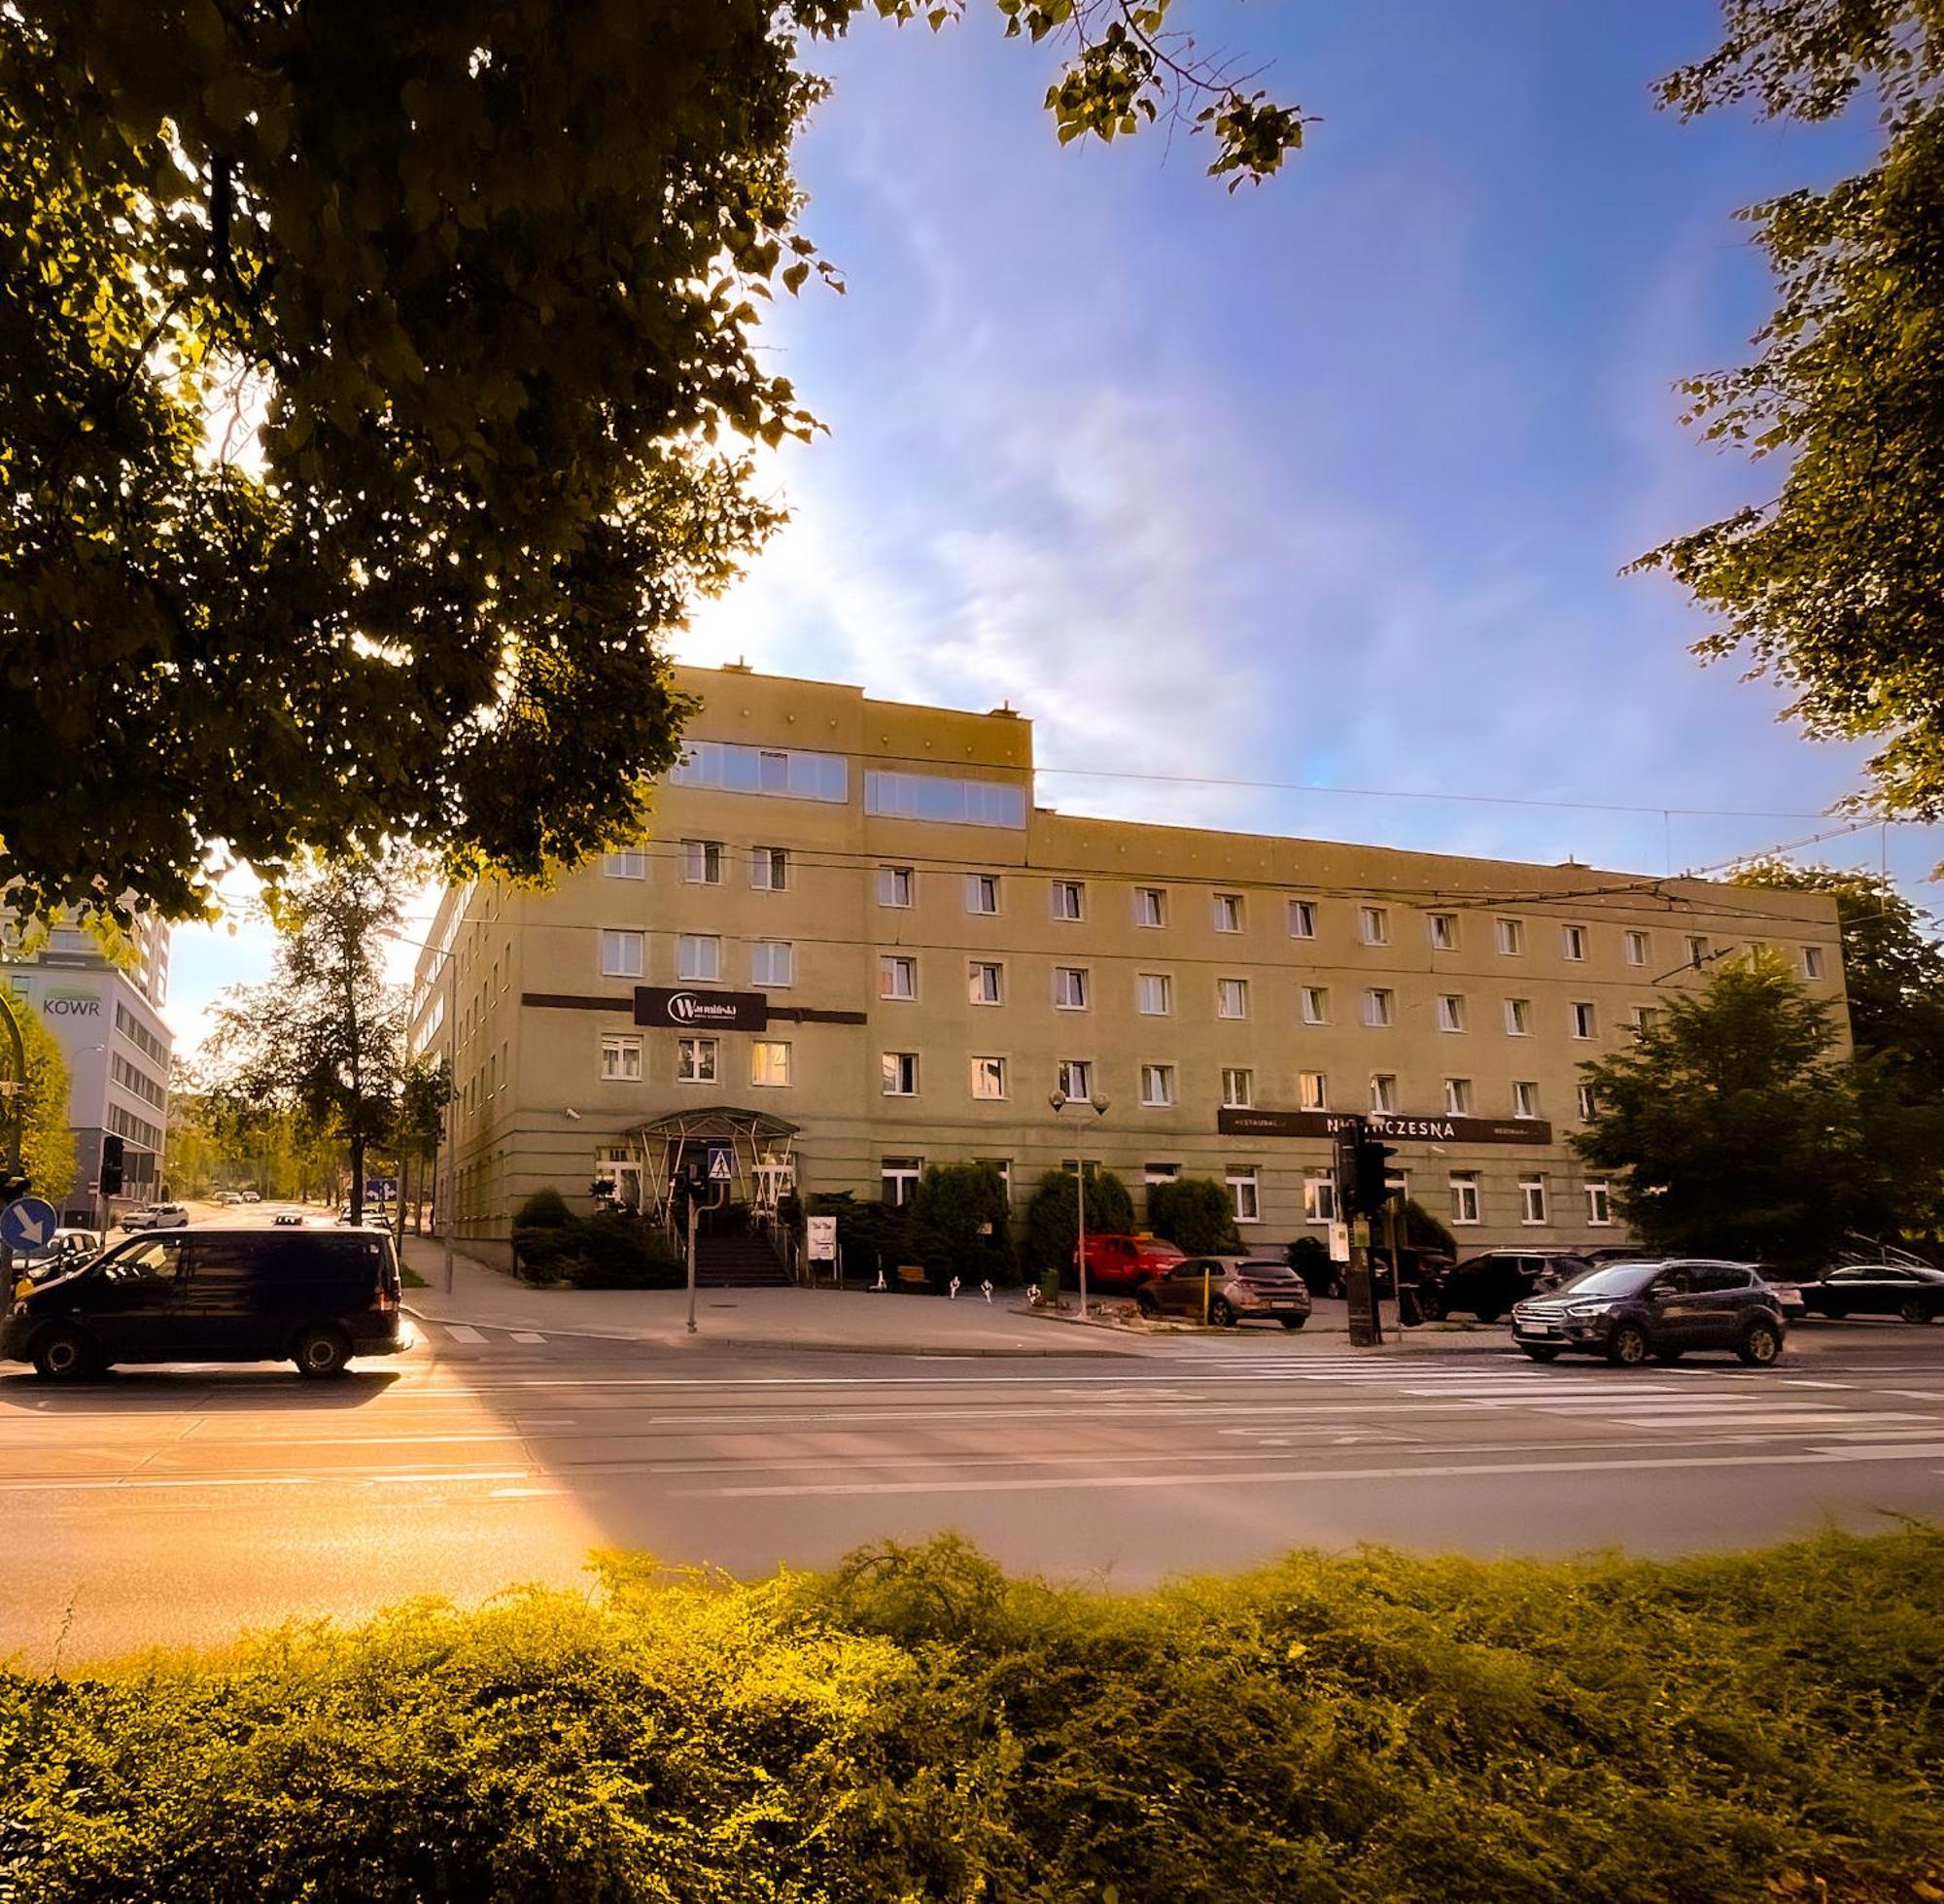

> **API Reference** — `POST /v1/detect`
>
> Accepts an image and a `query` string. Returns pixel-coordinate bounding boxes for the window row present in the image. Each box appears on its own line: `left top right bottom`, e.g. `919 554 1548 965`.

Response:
1300 1168 1609 1229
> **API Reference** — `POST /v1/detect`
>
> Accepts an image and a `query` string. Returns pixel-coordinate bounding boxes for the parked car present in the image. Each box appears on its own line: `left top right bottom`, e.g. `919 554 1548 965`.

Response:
1511 1260 1787 1367
239 1190 261 1203
1135 1256 1313 1329
1793 1263 1944 1325
215 1191 242 1206
1 1226 407 1380
12 1229 103 1291
1422 1250 1591 1323
1581 1245 1648 1266
120 1203 189 1232
271 1209 304 1228
1072 1232 1186 1291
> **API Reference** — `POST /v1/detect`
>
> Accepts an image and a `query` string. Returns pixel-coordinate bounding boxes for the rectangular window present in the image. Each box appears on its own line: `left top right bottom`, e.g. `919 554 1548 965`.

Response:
971 1056 1007 1100
1371 1072 1398 1114
600 1034 642 1082
1578 1082 1598 1122
677 1037 718 1085
1140 1063 1176 1108
1134 886 1167 928
750 1041 792 1089
1362 987 1395 1027
1585 1182 1612 1226
751 940 794 987
864 770 1026 828
1289 899 1317 939
1443 1077 1473 1115
1303 1171 1337 1223
603 849 646 880
1449 1172 1480 1226
1519 1176 1547 1225
1513 1080 1541 1119
1137 972 1172 1016
1144 1161 1181 1187
1051 880 1086 921
1359 906 1390 947
601 929 644 979
1217 977 1249 1020
1685 934 1710 968
672 740 848 803
1624 929 1649 967
881 1158 922 1206
749 846 788 891
1213 892 1245 934
1437 993 1466 1033
880 954 917 1001
1633 1005 1660 1036
966 874 1000 916
1302 986 1330 1024
968 961 1003 1006
878 866 914 909
882 1052 920 1096
1229 1167 1261 1224
1802 945 1825 980
681 839 723 885
677 935 721 982
1497 917 1525 955
1298 1070 1329 1111
1504 997 1532 1036
1428 913 1458 951
1054 966 1091 1011
1057 1058 1094 1100
1561 924 1587 961
1222 1066 1254 1109
1571 1000 1597 1040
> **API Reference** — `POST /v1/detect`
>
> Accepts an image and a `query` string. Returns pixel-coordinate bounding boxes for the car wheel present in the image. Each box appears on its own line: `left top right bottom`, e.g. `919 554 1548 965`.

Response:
1822 1304 1848 1321
1520 1346 1559 1363
1208 1297 1235 1328
1606 1323 1650 1367
1899 1298 1934 1326
293 1326 353 1379
1279 1316 1307 1331
31 1327 97 1381
1418 1290 1446 1322
1135 1291 1159 1318
1738 1321 1783 1367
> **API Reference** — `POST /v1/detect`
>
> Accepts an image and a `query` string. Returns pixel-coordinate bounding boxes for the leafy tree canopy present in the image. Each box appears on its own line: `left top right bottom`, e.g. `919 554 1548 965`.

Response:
2 995 76 1202
1023 1165 1134 1272
0 1 1302 927
1640 2 1944 828
1145 1175 1239 1254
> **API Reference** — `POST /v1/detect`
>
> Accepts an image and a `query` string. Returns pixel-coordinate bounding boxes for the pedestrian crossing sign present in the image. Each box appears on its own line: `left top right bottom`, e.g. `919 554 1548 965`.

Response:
708 1148 733 1182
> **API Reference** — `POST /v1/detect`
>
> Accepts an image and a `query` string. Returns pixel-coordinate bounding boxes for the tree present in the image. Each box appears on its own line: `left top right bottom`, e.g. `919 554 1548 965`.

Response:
1639 4 1944 824
1023 1167 1135 1274
907 1161 1015 1285
0 2 1302 928
1 997 75 1203
201 857 412 1222
1570 954 1921 1265
1145 1176 1240 1254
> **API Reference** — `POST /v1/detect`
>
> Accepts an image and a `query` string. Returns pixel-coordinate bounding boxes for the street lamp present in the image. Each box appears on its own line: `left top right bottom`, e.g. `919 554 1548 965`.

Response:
1049 1086 1110 1317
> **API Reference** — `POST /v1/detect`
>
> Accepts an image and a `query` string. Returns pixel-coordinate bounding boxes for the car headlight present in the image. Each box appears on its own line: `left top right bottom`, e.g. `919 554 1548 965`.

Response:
1564 1300 1615 1317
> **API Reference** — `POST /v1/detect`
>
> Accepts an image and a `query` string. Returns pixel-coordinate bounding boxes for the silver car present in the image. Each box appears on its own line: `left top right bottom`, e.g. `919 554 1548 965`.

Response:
1135 1256 1313 1329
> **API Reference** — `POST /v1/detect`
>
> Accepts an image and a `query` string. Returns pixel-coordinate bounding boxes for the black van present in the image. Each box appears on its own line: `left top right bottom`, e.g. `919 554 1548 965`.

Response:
0 1227 407 1380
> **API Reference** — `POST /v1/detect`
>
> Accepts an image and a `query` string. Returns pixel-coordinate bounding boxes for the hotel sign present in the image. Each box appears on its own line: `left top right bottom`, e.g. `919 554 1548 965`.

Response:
1216 1108 1551 1146
634 987 769 1032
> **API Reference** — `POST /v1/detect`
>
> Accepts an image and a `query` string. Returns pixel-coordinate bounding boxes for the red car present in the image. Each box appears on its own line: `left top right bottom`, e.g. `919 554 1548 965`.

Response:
1072 1233 1186 1291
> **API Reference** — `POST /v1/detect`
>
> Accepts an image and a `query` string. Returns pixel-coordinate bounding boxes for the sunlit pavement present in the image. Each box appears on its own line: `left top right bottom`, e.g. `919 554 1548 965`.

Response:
2 1319 1940 1665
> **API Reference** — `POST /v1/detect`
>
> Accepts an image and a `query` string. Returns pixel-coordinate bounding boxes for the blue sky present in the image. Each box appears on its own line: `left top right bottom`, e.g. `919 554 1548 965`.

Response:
162 1 1941 1053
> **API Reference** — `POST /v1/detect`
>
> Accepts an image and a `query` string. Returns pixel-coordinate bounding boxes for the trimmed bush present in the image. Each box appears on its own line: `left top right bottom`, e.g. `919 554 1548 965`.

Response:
1023 1167 1135 1274
805 1192 909 1284
1146 1176 1242 1254
1288 1233 1336 1296
513 1186 573 1229
907 1162 1017 1286
557 1215 683 1290
3 1530 1941 1901
1400 1196 1458 1259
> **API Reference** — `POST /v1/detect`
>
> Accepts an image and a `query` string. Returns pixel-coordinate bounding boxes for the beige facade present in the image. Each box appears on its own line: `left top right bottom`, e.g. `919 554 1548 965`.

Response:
412 663 1849 1267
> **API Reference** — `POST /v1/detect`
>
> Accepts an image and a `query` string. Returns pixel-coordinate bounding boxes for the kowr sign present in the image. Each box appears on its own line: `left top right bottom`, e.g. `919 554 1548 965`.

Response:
41 991 100 1019
633 987 769 1033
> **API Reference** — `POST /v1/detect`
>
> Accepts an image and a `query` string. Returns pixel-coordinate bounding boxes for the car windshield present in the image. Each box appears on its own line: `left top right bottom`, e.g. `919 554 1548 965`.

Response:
1236 1262 1297 1280
1557 1264 1661 1298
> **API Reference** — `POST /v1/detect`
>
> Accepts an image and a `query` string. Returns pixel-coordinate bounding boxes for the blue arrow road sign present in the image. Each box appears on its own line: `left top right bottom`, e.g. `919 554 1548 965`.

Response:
2 1196 59 1254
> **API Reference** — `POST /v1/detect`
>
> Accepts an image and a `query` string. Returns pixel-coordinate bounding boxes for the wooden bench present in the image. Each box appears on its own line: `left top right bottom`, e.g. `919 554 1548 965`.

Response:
894 1263 931 1293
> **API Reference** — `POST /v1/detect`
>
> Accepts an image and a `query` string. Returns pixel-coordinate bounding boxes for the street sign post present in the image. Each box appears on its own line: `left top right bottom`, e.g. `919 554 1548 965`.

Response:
707 1147 733 1183
807 1214 837 1286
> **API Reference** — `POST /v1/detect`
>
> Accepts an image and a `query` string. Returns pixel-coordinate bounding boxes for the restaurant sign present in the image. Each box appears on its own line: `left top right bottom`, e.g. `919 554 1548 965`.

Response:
634 987 770 1032
1216 1108 1551 1146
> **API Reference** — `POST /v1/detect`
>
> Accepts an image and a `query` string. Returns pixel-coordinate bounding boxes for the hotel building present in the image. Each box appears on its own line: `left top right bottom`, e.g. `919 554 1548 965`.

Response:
412 664 1849 1269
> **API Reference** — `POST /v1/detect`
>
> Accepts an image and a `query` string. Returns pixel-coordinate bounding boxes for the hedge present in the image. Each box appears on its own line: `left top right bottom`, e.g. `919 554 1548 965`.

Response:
2 1529 1940 1901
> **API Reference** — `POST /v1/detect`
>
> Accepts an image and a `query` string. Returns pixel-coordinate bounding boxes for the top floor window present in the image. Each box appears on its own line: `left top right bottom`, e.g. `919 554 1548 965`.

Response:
1497 917 1525 955
672 740 848 802
1359 906 1390 947
681 839 722 885
1134 887 1166 928
1428 913 1457 951
603 850 646 880
1289 899 1317 939
864 770 1026 828
878 865 914 909
1561 924 1587 961
1051 880 1086 922
966 874 1000 916
1624 929 1649 966
1802 944 1826 980
1213 892 1244 934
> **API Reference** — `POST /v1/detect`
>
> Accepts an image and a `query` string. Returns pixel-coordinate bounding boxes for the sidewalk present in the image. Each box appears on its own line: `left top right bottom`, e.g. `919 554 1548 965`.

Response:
400 1238 1503 1359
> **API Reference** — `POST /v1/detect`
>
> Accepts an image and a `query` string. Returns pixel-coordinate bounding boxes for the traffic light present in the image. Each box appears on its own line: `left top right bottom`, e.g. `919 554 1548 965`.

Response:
0 1170 29 1202
1333 1123 1363 1219
1353 1131 1399 1218
99 1134 124 1199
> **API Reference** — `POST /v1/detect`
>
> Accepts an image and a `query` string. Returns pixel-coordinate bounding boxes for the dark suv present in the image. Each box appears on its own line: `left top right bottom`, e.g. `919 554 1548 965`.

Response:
1423 1251 1591 1323
0 1227 407 1380
1511 1260 1786 1367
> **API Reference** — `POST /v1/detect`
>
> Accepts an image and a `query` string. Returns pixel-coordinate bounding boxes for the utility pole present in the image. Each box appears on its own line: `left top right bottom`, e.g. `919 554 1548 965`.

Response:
0 990 25 1287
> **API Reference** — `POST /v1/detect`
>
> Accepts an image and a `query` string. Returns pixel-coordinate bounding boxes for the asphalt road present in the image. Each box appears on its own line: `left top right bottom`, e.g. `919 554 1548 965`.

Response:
3 1316 1942 1665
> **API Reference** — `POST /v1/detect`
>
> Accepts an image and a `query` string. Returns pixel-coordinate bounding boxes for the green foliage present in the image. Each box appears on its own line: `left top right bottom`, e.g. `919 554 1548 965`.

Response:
1571 955 1903 1264
1286 1233 1336 1294
1642 4 1944 825
1022 1166 1135 1273
0 2 1300 927
905 1162 1016 1285
6 1528 1943 1901
512 1202 681 1289
2 996 75 1202
1145 1175 1240 1253
805 1191 910 1282
513 1187 573 1230
1399 1196 1457 1259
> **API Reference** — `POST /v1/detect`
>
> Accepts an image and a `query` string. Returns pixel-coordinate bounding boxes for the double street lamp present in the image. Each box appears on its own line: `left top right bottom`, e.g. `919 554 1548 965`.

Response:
1049 1086 1109 1318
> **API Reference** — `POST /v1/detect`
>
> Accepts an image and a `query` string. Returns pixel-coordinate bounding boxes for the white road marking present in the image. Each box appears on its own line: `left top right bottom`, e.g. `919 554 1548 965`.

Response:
442 1325 487 1344
509 1332 547 1345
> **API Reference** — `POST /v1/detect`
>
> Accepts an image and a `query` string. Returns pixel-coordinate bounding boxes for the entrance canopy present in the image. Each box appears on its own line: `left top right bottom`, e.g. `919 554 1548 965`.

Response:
619 1105 800 1221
